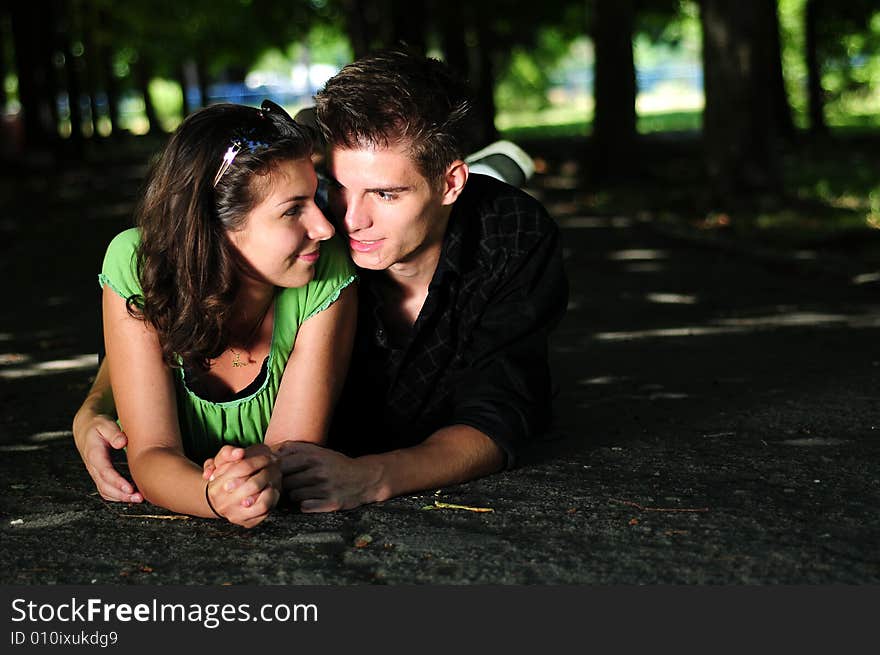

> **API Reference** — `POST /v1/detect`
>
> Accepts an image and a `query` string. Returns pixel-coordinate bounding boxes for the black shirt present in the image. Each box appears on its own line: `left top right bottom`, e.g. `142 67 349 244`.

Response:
329 174 569 466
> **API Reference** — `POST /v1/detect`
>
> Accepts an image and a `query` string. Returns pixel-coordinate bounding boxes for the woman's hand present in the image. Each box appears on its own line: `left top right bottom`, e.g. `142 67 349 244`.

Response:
202 444 246 481
205 445 282 528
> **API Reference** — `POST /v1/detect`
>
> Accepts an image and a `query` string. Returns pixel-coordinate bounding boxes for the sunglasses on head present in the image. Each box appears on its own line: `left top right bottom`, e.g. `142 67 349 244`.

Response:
212 99 298 188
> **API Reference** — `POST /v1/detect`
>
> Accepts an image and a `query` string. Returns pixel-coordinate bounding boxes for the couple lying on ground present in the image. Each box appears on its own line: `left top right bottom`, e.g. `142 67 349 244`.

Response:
72 50 569 528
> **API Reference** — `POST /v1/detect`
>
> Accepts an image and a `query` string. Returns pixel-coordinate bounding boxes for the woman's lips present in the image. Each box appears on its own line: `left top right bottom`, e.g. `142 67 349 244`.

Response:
297 250 320 263
349 237 383 253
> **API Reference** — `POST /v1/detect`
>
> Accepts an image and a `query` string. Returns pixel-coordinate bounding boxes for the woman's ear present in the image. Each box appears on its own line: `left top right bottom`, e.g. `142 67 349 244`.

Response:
440 160 469 206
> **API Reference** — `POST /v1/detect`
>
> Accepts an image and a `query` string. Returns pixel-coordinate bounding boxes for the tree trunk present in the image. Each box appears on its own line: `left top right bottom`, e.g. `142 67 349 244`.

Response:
342 0 371 58
134 58 159 134
178 63 192 117
438 0 470 81
438 0 489 147
102 48 121 136
805 0 826 134
472 19 499 146
10 1 58 149
0 15 8 112
700 0 779 202
390 0 426 53
81 4 102 138
592 0 637 181
196 56 209 108
97 8 121 136
767 0 794 141
59 17 84 148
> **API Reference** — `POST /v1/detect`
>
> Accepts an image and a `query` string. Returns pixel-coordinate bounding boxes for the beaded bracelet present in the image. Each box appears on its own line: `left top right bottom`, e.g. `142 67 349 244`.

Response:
205 482 225 519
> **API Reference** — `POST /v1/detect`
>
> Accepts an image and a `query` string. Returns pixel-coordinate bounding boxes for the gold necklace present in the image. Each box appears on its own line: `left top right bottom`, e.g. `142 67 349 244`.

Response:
229 297 273 368
230 349 248 368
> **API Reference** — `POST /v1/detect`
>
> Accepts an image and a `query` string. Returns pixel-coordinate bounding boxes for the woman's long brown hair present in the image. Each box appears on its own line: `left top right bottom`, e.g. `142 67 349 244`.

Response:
127 103 313 370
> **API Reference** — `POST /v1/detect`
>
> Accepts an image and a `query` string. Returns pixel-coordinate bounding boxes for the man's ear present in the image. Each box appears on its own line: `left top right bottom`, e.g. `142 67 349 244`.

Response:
440 160 469 206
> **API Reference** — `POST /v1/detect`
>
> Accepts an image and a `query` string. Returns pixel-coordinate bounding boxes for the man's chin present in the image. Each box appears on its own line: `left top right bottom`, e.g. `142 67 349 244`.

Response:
349 251 389 271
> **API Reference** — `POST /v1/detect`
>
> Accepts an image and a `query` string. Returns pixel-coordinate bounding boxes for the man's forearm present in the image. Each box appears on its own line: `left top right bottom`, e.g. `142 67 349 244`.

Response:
79 358 116 417
73 359 117 449
360 425 505 503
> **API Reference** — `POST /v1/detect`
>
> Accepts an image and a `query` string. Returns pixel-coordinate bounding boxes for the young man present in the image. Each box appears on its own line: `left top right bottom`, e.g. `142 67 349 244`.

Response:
73 50 568 512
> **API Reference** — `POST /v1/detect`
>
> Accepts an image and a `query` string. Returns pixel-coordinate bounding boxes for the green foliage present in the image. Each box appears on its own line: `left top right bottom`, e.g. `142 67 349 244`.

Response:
778 0 808 126
500 102 880 143
636 0 699 46
634 1 700 68
293 22 352 65
94 0 322 79
779 0 880 129
495 26 583 112
4 74 17 101
253 22 352 73
149 78 184 131
112 47 137 80
252 49 292 76
496 50 553 112
638 109 701 132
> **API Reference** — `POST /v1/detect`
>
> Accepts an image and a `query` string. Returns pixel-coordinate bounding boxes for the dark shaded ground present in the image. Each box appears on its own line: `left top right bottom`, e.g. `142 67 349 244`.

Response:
1 141 878 584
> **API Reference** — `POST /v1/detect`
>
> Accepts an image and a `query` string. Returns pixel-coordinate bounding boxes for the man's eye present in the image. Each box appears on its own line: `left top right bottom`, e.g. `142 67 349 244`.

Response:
375 191 398 201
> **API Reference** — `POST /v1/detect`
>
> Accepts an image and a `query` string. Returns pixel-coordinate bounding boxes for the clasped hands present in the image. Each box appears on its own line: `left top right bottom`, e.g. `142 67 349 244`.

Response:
203 444 281 528
74 414 380 527
203 441 382 518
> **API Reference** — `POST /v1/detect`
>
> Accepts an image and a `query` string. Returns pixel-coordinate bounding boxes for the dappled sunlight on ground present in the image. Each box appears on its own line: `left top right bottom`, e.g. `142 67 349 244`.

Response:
622 262 667 273
558 216 635 229
607 248 669 261
0 141 878 585
0 353 97 379
0 430 74 453
592 308 880 341
644 292 698 305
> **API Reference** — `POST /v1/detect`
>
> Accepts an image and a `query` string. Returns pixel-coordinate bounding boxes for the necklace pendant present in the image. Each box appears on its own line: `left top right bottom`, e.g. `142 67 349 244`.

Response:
231 350 244 368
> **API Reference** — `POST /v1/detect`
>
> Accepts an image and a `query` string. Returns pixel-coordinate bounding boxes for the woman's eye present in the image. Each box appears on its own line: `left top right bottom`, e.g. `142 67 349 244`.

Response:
284 205 303 217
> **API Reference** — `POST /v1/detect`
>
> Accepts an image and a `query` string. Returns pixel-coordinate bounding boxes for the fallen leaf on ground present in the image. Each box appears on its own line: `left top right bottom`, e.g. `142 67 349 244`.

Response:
422 501 494 513
354 534 373 548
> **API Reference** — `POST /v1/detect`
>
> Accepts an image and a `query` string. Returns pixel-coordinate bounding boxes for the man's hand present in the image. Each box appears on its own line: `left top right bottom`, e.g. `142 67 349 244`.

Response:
205 445 281 528
73 413 143 503
276 441 384 512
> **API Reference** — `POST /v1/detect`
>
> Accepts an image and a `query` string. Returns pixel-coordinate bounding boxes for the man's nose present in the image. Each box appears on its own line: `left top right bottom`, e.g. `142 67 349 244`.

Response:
343 196 372 233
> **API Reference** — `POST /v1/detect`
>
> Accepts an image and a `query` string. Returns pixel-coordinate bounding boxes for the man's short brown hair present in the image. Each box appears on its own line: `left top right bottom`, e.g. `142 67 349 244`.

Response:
315 49 477 185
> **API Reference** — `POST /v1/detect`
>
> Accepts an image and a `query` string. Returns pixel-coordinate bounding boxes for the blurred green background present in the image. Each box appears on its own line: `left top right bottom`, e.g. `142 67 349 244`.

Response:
3 0 880 245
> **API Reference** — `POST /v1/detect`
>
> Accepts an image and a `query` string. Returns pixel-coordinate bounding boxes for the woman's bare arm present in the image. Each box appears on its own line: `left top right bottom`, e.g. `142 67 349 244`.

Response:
102 286 278 526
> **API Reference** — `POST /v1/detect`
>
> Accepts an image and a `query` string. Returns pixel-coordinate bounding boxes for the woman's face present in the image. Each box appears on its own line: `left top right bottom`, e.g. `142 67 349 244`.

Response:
227 157 335 289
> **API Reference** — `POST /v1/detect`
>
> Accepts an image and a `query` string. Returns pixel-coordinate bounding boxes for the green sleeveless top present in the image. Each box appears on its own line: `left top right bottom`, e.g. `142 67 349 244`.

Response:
98 228 356 462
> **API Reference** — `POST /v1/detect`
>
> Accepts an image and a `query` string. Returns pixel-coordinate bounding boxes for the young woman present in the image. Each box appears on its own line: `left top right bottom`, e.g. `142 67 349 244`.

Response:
96 100 356 528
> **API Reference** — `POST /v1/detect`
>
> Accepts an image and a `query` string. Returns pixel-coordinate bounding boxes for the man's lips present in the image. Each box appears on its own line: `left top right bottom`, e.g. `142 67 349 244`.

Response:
348 237 383 253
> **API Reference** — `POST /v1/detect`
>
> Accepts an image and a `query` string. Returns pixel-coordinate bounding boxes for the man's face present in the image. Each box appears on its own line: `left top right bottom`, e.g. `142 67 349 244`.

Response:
327 142 453 272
